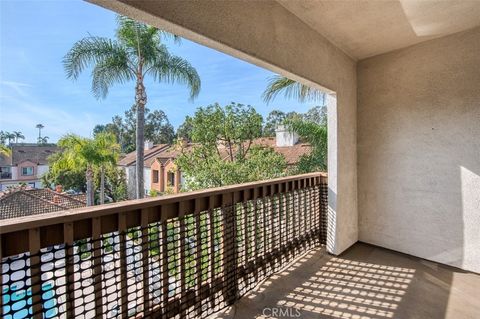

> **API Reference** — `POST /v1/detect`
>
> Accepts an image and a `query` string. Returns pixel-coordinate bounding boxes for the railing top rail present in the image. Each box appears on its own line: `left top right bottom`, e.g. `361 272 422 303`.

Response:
0 172 327 235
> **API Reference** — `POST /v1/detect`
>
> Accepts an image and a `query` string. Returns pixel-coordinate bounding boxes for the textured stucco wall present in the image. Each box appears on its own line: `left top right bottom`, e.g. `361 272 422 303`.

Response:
358 27 480 273
91 0 358 255
144 167 151 195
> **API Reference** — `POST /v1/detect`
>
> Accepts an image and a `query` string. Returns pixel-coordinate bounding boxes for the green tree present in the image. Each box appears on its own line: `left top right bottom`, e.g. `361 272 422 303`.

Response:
176 116 194 141
95 105 175 153
176 103 287 190
262 75 328 173
286 118 327 173
12 131 25 143
263 110 304 136
42 160 86 192
35 124 44 143
50 133 120 206
38 136 50 144
263 110 286 136
0 144 11 157
5 132 15 145
94 165 128 202
262 75 325 103
304 105 327 125
64 15 200 199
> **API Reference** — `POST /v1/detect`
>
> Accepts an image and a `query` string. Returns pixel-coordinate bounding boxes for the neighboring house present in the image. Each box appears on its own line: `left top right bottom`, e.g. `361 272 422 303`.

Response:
0 143 58 191
0 186 86 220
120 128 311 198
117 142 169 199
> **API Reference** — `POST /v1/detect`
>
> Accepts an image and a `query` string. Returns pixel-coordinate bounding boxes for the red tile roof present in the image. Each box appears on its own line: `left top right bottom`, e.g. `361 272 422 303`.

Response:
152 138 311 166
0 188 86 220
118 144 169 167
119 138 311 168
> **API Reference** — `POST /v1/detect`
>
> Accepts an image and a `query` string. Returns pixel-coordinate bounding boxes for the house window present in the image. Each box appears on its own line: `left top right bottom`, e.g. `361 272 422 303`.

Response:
167 172 175 186
0 167 12 179
22 166 34 176
152 170 159 183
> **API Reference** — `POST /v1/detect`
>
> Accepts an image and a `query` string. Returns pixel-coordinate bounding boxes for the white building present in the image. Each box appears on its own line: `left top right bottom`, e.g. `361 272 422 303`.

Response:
117 141 169 199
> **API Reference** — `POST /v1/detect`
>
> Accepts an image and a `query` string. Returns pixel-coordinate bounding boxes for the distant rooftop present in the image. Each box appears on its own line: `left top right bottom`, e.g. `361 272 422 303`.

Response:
119 137 312 168
0 188 85 220
0 143 58 166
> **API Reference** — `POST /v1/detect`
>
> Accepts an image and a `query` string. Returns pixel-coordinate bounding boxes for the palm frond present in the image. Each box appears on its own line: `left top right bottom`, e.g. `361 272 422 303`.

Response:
146 49 201 100
91 55 135 99
116 15 180 47
262 75 324 103
63 36 132 81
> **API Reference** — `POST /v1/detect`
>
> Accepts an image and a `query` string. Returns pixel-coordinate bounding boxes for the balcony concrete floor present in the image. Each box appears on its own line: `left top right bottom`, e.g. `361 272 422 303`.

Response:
215 243 480 319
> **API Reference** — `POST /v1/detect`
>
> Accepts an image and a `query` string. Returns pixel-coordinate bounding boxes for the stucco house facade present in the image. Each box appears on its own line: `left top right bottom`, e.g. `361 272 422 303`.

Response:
0 143 57 191
120 128 312 197
117 142 170 199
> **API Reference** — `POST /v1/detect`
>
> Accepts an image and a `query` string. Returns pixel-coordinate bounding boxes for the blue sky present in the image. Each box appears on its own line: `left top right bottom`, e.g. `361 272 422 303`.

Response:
0 0 311 143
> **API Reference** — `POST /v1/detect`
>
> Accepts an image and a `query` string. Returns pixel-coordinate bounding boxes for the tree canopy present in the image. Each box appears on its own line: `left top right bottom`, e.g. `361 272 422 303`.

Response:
286 118 327 173
94 105 175 153
176 102 287 190
45 133 124 205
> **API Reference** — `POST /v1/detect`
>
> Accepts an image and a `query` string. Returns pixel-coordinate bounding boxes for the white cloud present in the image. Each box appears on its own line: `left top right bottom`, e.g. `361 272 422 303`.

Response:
0 80 32 97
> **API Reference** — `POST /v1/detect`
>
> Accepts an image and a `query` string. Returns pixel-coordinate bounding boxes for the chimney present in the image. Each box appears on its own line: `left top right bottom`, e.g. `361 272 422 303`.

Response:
55 185 63 193
53 195 61 204
145 140 154 150
275 125 299 147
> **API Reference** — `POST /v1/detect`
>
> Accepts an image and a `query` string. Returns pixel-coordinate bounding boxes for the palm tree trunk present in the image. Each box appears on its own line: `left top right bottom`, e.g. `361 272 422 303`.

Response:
135 77 147 199
100 166 105 204
86 166 94 206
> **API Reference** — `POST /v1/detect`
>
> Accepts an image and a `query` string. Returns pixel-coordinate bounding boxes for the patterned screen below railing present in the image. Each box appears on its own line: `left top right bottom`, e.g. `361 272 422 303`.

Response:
1 177 328 319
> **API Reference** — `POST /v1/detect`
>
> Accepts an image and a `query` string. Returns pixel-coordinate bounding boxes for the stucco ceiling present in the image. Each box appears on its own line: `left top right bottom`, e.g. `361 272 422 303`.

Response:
277 0 480 60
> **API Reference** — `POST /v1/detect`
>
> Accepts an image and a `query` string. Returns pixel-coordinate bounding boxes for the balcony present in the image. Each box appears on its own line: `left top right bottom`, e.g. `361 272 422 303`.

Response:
0 172 12 180
1 173 328 318
2 172 480 319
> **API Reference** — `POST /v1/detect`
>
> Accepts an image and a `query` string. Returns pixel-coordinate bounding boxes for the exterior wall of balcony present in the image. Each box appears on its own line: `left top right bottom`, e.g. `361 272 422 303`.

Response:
92 0 358 256
357 27 480 273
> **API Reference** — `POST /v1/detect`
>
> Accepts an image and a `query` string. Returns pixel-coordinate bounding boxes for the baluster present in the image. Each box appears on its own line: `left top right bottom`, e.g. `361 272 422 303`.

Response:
141 209 151 314
118 212 129 317
91 217 103 317
161 215 169 316
29 228 42 319
63 222 75 318
222 192 237 304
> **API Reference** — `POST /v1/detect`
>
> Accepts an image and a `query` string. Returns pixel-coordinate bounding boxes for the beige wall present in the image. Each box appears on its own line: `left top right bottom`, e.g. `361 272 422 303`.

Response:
17 160 37 181
91 0 358 255
358 27 480 273
150 159 164 193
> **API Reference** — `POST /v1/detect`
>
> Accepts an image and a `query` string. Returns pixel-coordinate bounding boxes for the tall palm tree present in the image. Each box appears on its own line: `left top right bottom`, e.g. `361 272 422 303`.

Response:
52 133 119 206
36 124 44 142
5 132 15 145
13 131 25 143
262 75 324 103
93 132 120 204
0 131 7 145
38 136 49 144
63 16 201 199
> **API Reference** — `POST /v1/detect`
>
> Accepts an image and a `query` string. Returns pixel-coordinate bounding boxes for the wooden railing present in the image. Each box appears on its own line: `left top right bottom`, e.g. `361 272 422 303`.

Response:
0 172 328 319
